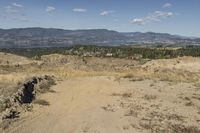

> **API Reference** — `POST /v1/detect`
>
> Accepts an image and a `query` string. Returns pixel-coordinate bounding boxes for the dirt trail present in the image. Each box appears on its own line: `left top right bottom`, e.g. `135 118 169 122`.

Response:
7 77 127 133
5 76 200 133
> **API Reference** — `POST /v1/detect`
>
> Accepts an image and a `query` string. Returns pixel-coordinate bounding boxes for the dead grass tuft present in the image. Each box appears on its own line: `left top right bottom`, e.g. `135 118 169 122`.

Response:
0 98 11 112
143 94 157 100
124 109 138 117
33 99 50 106
170 124 200 133
123 74 135 79
36 77 56 93
185 101 194 106
122 93 132 98
111 92 132 98
122 74 145 81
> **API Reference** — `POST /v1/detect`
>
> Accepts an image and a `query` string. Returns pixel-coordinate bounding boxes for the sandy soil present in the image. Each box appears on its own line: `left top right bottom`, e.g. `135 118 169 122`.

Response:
142 56 200 73
1 53 200 132
5 76 200 133
0 53 34 66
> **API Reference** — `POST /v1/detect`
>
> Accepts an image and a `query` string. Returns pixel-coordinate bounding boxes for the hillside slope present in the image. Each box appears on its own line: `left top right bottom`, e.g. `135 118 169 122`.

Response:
0 28 200 48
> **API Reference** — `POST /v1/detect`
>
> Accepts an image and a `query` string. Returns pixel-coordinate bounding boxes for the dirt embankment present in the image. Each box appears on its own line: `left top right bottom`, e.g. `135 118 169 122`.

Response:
0 76 55 130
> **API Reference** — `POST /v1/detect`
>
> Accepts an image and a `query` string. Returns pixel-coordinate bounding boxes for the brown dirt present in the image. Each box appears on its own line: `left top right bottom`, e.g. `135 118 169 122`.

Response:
4 76 200 133
1 53 200 133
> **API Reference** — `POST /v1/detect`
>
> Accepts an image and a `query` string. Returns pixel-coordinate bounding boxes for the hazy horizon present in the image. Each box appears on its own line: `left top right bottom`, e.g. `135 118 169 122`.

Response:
1 27 199 38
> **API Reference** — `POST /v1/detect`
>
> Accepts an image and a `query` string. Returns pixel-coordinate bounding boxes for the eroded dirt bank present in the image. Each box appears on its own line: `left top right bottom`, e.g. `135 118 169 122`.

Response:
5 76 200 133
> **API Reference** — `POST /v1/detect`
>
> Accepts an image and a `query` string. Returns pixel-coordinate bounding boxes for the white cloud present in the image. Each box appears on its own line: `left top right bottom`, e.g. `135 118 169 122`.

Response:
100 10 115 16
4 3 24 14
46 6 56 12
73 8 87 12
2 3 29 22
131 11 174 25
132 18 145 25
163 3 172 8
5 6 19 13
154 11 173 17
12 3 23 8
100 11 109 16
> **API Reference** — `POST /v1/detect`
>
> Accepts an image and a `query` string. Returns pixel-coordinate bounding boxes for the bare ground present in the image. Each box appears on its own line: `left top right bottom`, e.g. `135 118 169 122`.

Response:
4 76 200 133
1 53 200 133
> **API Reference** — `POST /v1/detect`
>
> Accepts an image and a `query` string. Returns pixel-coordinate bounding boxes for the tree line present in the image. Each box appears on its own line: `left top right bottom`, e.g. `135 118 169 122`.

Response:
1 45 200 60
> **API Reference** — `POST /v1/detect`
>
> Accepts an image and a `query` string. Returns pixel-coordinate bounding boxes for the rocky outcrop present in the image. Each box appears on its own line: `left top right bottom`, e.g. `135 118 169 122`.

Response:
0 76 55 120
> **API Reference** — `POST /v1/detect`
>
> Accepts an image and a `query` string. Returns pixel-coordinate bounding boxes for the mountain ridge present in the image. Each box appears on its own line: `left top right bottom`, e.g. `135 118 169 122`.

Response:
0 27 200 48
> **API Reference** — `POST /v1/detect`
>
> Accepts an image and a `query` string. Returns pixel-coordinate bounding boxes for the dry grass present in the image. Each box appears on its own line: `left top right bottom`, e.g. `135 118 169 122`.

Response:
139 111 196 133
143 94 157 100
0 98 11 112
33 99 50 106
185 101 194 106
0 120 12 130
36 78 56 94
193 82 200 90
1 53 200 132
0 52 33 66
122 93 132 98
2 53 198 84
0 74 28 84
123 73 135 79
121 73 145 81
111 92 132 98
124 108 138 117
170 124 200 133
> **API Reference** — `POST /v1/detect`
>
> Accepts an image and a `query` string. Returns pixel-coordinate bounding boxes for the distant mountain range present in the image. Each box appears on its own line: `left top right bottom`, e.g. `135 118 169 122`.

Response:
0 28 200 48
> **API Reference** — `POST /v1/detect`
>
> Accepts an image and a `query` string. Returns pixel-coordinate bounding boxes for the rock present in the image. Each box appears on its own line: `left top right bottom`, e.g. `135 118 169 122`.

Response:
0 75 55 120
2 108 20 120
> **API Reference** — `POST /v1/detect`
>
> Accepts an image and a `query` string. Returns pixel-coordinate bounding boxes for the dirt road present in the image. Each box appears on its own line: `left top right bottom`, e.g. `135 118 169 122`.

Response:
6 76 200 133
7 77 129 133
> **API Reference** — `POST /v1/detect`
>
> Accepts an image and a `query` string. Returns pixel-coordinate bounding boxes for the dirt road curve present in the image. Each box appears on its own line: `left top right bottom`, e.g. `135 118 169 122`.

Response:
7 77 129 133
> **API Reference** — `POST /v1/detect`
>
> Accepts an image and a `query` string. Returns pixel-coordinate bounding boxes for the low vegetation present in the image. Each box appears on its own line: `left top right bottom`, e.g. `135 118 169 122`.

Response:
33 99 50 106
1 45 200 60
0 46 200 132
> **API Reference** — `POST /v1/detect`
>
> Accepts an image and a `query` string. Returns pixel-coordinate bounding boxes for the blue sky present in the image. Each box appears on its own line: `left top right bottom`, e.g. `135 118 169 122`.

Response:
0 0 200 37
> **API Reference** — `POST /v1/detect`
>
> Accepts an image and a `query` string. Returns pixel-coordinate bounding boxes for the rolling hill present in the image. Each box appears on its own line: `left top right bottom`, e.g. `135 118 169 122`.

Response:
0 28 199 48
